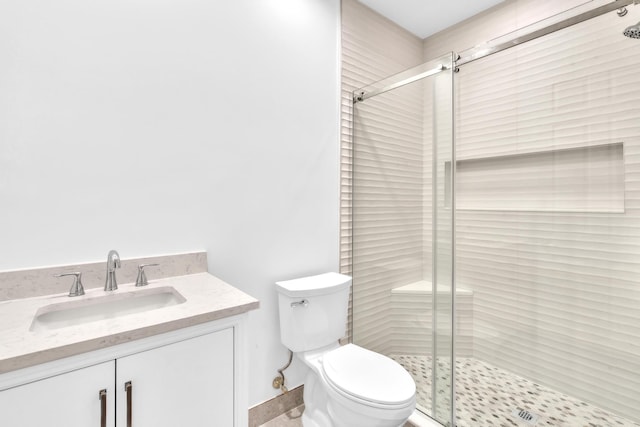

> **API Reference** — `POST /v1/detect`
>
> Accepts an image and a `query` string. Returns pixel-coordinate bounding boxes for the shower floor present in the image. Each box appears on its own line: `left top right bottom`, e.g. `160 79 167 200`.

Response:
390 355 640 427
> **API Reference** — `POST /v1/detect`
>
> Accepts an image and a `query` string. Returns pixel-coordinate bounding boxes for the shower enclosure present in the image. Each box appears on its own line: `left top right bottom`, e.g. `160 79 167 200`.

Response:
349 2 640 426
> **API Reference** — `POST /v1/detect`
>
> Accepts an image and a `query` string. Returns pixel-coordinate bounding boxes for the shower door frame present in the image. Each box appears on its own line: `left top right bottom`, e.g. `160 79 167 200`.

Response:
455 0 638 67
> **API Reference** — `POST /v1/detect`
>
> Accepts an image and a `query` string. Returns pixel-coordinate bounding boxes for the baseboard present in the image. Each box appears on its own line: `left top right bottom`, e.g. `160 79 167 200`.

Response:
248 385 304 427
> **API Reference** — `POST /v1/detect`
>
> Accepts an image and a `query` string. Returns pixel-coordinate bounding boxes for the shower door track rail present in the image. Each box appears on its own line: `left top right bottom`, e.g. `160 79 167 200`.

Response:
456 0 639 67
353 64 445 103
352 0 637 104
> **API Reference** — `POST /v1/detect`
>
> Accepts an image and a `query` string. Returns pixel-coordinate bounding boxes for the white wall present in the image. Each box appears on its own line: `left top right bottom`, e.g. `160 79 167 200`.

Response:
0 0 340 407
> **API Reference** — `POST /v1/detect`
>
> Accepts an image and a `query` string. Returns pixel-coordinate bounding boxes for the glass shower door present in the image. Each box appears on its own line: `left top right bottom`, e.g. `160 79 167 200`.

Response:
351 52 455 426
451 5 640 426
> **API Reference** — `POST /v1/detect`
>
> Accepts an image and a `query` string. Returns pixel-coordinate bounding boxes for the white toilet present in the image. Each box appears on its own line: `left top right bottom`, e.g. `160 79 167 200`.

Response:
276 272 416 427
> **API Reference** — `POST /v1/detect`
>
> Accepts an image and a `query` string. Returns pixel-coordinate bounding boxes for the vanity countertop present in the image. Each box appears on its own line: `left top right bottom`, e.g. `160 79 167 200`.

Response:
0 272 259 374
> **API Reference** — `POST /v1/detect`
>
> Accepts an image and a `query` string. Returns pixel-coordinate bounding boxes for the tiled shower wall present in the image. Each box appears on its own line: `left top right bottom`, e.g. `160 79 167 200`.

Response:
343 0 640 422
341 0 424 351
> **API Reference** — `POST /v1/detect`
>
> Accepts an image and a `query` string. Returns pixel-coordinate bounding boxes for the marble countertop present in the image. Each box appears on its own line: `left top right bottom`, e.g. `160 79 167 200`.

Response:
0 272 259 374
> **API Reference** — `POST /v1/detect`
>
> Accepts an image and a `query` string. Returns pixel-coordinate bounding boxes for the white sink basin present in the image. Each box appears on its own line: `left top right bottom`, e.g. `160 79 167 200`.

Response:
30 286 186 332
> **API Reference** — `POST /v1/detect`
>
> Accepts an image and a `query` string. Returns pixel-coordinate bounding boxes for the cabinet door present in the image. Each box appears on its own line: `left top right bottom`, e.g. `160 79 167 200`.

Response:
0 361 115 427
116 328 234 427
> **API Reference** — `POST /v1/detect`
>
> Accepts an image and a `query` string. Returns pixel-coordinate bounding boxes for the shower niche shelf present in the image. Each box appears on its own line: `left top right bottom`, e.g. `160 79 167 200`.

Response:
446 142 624 213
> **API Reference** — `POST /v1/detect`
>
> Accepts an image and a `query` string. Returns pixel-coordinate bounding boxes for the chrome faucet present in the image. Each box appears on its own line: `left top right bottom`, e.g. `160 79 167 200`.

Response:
55 272 85 297
104 250 121 291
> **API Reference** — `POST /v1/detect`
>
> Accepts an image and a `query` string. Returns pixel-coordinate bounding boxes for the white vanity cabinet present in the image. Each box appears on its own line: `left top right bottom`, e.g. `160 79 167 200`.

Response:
0 318 246 427
0 361 116 427
115 327 234 427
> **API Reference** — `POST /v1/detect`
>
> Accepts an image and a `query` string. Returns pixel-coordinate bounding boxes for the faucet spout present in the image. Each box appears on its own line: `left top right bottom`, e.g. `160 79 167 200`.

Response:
104 249 121 291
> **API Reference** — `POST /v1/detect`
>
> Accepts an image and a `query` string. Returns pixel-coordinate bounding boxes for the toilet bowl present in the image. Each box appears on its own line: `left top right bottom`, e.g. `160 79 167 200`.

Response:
276 273 416 427
303 343 415 427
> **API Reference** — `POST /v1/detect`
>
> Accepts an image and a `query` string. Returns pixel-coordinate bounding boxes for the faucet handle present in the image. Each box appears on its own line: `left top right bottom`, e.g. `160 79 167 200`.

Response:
135 263 159 287
55 272 85 297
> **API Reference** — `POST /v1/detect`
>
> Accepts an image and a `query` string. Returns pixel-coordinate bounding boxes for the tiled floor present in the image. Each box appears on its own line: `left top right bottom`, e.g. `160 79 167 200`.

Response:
391 354 640 427
260 356 640 426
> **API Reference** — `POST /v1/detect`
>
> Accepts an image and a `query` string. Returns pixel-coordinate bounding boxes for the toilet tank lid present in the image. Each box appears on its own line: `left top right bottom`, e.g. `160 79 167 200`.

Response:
276 272 352 297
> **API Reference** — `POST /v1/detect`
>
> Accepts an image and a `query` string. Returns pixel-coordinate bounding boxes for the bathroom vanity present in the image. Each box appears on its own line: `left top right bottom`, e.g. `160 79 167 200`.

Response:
0 270 259 427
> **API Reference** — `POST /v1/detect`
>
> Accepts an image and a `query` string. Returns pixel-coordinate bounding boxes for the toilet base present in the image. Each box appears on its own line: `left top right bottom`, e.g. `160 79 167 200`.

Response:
301 411 330 427
302 369 333 427
298 349 414 427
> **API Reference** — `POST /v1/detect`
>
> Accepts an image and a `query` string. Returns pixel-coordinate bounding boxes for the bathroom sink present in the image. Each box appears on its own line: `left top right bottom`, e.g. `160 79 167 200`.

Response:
30 286 186 332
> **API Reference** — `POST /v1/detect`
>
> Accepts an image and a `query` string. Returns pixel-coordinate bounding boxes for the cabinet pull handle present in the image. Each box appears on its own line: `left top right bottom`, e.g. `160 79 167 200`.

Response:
125 381 133 427
99 389 107 427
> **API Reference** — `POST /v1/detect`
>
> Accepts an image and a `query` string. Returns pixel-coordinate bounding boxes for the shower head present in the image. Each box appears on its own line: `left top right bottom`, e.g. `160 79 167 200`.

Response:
623 21 640 38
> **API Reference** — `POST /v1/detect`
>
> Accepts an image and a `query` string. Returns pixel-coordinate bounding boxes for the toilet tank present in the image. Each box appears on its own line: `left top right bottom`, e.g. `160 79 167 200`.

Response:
276 272 352 352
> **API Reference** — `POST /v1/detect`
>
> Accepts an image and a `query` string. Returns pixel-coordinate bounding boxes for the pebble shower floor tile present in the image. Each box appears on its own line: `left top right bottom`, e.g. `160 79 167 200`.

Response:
390 355 640 427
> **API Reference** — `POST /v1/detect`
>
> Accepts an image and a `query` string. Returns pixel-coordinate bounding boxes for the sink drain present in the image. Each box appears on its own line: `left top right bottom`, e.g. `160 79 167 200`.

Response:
512 408 539 425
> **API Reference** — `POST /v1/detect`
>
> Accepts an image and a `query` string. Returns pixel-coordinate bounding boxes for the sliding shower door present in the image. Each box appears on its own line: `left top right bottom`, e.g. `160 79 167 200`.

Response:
451 6 640 426
351 53 455 426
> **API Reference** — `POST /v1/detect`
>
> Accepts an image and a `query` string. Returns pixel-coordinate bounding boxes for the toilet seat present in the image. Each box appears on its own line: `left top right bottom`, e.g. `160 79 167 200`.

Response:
321 344 415 408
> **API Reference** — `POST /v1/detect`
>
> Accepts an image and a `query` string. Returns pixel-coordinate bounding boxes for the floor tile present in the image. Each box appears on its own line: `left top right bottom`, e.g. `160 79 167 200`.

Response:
391 355 640 427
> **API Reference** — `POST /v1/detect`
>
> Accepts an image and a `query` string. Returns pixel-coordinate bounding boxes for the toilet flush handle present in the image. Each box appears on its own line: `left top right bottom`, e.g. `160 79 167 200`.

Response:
290 299 309 308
